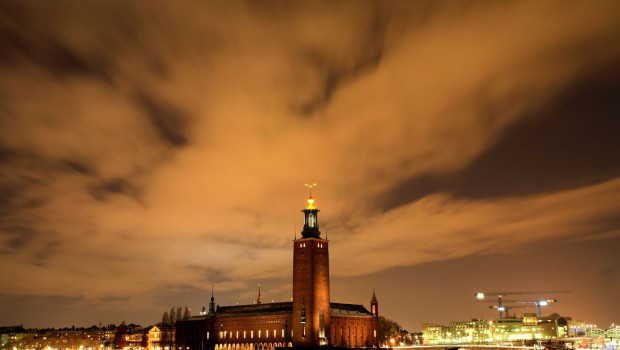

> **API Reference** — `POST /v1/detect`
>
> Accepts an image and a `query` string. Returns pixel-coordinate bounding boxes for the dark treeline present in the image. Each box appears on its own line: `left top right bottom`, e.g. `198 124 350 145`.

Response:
2 324 143 333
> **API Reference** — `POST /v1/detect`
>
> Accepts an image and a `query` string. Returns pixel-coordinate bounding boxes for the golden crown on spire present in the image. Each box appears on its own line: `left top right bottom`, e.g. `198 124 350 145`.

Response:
304 183 317 209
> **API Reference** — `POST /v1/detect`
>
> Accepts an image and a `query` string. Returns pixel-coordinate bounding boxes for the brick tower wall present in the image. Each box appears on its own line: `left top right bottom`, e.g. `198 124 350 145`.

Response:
292 238 330 347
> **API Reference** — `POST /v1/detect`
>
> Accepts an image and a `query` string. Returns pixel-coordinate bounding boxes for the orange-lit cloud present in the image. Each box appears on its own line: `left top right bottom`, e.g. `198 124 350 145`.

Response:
1 0 619 328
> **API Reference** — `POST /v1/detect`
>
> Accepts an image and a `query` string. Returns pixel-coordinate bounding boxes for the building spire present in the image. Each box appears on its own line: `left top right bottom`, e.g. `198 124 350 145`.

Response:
370 286 379 317
208 284 215 315
257 283 262 304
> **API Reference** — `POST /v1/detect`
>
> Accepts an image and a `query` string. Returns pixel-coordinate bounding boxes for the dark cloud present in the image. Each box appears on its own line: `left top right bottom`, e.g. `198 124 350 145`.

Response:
135 91 189 148
99 295 131 303
31 238 61 267
295 8 386 116
0 2 113 81
380 64 620 211
88 177 141 203
187 265 229 284
1 225 37 251
62 160 96 176
455 65 620 198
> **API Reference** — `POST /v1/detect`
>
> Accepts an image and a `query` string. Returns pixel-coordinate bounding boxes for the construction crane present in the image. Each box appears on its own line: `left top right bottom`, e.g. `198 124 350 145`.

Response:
484 298 558 317
475 291 568 318
487 304 528 318
515 299 557 317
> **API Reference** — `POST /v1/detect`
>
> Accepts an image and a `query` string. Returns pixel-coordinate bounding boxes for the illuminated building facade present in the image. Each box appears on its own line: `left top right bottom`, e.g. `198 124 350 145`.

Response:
423 313 586 345
175 194 379 350
448 319 491 343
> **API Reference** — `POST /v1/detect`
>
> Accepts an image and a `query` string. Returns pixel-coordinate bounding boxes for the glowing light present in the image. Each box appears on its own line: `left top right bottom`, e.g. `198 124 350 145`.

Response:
304 183 317 209
476 292 484 299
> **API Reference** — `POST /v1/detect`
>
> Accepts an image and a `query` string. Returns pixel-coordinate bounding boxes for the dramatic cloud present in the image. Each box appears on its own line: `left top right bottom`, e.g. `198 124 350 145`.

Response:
0 0 619 329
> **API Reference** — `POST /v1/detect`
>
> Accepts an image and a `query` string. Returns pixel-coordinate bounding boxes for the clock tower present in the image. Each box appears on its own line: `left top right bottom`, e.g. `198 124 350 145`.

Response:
292 190 330 347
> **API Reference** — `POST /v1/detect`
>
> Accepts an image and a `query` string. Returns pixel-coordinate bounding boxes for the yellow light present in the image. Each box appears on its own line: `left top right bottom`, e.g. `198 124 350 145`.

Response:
306 196 316 209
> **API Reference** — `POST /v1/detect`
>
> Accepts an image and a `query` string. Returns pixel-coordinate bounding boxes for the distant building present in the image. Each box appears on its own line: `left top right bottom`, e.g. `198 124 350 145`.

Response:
448 319 490 343
493 313 585 341
422 324 449 345
176 194 379 350
148 324 175 350
423 313 587 345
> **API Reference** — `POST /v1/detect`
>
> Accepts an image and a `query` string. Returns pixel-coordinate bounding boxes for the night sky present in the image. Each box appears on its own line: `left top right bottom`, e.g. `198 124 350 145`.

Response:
1 1 619 331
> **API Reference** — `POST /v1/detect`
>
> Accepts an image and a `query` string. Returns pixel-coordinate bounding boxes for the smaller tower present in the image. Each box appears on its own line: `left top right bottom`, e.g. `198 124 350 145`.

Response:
257 283 262 305
370 287 379 317
208 285 216 316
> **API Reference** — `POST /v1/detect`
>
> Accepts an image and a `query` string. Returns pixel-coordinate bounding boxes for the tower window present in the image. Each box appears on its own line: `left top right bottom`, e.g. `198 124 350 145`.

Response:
308 213 315 227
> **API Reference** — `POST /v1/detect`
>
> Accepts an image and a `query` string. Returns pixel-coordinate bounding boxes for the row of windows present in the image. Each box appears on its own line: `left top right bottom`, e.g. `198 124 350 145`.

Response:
218 329 290 340
298 242 326 248
331 327 376 337
222 319 284 327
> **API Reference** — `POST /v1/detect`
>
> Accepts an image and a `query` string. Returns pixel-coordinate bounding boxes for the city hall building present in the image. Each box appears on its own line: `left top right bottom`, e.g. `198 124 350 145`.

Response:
176 194 379 349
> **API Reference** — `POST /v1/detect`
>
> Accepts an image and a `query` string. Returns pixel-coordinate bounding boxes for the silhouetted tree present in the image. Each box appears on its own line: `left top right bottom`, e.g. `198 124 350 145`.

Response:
170 307 177 324
140 330 149 349
162 311 170 325
175 306 182 324
113 322 127 350
378 316 401 345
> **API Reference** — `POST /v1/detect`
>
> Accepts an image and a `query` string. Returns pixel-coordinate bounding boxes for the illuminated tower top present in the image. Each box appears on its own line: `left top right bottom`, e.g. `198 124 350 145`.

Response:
301 183 321 239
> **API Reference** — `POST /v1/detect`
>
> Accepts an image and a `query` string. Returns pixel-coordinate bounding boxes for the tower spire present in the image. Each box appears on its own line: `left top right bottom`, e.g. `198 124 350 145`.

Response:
257 283 262 304
208 284 216 315
370 286 379 317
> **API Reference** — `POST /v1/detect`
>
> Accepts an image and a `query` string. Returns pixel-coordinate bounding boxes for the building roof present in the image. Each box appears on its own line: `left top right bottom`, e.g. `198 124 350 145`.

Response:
212 301 373 318
216 302 293 317
330 303 373 317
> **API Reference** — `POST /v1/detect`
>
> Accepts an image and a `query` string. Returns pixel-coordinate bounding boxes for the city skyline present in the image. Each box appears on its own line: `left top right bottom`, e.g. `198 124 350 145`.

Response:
1 1 619 332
